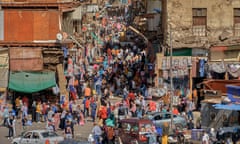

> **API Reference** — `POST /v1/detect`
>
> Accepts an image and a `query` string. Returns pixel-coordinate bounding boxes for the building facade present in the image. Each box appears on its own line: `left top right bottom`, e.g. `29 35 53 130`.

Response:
162 0 240 60
0 0 81 102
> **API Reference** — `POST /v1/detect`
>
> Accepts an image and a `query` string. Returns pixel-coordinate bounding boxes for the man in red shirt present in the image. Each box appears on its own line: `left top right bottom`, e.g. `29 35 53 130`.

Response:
22 96 29 107
172 106 179 115
128 90 135 101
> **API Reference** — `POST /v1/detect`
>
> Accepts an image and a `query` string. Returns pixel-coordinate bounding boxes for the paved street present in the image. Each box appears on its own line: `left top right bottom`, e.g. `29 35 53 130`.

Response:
0 97 123 144
0 117 95 143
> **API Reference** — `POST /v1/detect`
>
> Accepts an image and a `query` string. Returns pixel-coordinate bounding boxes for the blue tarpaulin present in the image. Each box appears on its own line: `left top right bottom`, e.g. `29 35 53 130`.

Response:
213 103 240 111
227 93 240 103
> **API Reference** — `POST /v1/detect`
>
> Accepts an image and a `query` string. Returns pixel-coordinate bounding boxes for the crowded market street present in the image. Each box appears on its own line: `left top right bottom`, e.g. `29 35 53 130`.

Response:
1 0 240 144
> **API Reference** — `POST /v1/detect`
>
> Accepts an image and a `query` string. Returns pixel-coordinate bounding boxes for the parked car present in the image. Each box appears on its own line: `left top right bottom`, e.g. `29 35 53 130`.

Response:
11 130 64 144
146 112 187 129
116 118 158 144
58 139 89 144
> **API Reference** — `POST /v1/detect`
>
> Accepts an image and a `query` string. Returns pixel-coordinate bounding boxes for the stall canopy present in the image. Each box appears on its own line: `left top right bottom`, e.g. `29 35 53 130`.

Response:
213 103 240 111
8 71 56 93
213 91 240 110
0 48 9 89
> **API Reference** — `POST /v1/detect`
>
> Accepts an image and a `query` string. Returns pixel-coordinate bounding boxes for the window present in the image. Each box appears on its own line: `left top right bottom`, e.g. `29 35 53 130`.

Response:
73 20 81 33
41 132 58 138
234 8 240 36
192 8 207 36
154 115 162 120
165 113 171 119
23 132 32 139
32 132 40 139
139 124 153 133
121 122 132 132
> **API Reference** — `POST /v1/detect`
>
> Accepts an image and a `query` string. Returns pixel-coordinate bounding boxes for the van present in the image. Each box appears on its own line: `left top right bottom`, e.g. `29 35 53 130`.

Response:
116 118 157 144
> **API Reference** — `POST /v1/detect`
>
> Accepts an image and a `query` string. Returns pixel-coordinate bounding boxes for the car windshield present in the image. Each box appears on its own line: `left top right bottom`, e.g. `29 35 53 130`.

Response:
41 132 58 138
139 124 154 133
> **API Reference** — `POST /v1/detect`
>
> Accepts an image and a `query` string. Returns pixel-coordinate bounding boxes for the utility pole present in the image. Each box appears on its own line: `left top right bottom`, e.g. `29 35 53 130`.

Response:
169 24 174 131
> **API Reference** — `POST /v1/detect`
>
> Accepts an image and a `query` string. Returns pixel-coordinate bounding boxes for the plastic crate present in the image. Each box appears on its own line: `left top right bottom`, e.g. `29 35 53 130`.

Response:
191 129 204 141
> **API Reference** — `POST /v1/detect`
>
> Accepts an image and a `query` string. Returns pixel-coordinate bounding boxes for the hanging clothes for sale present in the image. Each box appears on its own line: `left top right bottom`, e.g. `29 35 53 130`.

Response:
191 57 197 77
208 62 226 79
62 47 68 58
227 64 240 78
199 59 206 77
208 62 226 74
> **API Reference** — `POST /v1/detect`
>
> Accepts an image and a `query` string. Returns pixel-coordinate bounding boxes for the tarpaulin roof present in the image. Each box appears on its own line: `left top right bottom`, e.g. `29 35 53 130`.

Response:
213 103 240 111
8 71 56 93
227 93 240 103
0 68 8 88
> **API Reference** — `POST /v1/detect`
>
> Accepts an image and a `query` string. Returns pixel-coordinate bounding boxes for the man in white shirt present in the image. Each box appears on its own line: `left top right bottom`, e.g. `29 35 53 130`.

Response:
92 123 102 144
202 131 209 144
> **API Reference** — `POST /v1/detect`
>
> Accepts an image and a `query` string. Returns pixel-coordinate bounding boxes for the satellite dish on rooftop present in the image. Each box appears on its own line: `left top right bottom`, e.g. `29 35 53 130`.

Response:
56 33 63 41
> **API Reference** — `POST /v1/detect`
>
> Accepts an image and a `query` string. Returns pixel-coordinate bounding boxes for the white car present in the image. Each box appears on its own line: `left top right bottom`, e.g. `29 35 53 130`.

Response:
11 130 64 144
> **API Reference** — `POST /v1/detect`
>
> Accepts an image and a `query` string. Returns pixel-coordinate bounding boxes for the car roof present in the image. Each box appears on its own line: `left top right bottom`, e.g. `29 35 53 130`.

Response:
25 130 53 133
120 118 153 124
148 112 173 115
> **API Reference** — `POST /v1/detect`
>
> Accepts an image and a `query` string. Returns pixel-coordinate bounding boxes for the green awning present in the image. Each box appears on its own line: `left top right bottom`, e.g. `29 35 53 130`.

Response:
165 48 192 56
8 71 56 93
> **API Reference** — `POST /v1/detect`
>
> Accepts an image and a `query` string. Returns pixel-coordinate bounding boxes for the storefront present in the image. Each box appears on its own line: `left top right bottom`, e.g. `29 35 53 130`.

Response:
0 48 8 109
6 47 64 108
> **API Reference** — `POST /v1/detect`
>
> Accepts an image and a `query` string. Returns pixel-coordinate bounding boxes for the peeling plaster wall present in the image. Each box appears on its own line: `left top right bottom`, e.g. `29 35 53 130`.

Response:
165 0 240 48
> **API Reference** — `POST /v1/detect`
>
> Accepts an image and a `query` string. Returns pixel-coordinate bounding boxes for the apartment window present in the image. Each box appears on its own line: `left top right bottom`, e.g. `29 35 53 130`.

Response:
192 8 207 36
234 8 240 36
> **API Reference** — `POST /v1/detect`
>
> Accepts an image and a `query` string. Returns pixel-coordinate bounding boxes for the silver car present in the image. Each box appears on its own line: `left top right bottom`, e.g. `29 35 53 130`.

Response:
146 112 187 129
11 130 64 144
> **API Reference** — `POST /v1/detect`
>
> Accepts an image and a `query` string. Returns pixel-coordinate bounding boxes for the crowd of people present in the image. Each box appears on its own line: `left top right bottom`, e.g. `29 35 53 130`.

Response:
1 2 238 144
0 12 202 144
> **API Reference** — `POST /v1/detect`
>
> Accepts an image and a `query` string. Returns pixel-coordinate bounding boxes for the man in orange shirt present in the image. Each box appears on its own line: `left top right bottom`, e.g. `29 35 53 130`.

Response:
193 88 198 110
85 98 90 117
99 106 107 122
84 86 91 97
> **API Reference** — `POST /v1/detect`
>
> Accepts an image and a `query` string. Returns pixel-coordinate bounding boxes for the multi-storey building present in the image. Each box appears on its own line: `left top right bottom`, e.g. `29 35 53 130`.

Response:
162 0 240 60
155 0 240 102
0 0 81 101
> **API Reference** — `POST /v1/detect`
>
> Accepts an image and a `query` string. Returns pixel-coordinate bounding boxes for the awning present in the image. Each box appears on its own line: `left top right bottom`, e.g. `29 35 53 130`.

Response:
165 48 192 56
0 68 8 88
213 103 240 111
8 71 56 93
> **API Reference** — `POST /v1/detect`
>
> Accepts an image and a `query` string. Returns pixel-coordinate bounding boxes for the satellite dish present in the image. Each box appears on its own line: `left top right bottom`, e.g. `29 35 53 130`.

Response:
56 33 63 41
